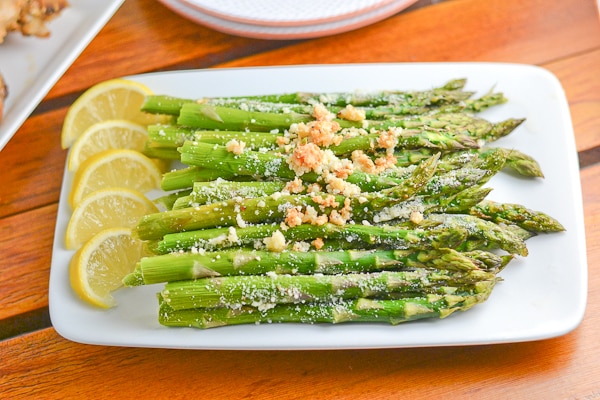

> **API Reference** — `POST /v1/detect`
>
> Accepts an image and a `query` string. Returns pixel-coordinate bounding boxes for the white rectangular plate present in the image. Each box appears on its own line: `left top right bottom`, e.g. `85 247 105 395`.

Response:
0 0 125 152
49 63 588 350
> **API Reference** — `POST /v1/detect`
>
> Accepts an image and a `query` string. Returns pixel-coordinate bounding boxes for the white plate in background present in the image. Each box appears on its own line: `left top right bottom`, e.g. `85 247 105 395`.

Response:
181 0 399 26
0 0 125 152
159 0 418 40
50 63 587 350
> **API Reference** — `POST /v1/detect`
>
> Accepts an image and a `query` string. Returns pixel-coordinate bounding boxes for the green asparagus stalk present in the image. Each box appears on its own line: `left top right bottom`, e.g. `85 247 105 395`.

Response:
123 247 490 286
152 219 468 254
142 143 181 160
330 128 480 155
501 148 544 178
153 189 193 210
160 166 232 191
424 213 529 256
157 279 497 328
160 166 257 192
199 79 471 107
159 269 497 310
177 103 320 132
469 200 565 232
141 95 193 115
173 180 286 209
141 79 468 115
146 125 281 150
178 141 432 193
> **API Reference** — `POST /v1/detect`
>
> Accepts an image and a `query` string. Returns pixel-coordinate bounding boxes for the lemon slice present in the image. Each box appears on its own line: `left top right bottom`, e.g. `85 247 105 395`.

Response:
67 120 149 172
65 187 158 250
69 148 162 208
70 227 144 308
61 79 159 149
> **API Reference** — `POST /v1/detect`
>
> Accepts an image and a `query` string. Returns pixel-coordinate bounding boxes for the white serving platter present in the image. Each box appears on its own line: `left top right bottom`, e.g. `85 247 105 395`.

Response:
0 0 125 152
49 63 588 350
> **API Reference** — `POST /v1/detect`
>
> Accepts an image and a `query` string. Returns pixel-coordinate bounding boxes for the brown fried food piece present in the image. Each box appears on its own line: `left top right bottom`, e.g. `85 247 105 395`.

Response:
0 0 69 43
0 72 6 122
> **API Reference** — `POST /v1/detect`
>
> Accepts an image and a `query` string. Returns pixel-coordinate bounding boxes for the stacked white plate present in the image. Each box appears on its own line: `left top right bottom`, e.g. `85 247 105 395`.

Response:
157 0 419 40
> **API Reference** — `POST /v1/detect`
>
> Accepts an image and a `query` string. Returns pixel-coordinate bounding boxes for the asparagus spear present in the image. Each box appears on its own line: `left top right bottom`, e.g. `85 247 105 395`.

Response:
330 128 480 155
424 213 529 256
160 166 235 192
177 103 319 132
146 125 280 150
223 79 471 107
178 141 432 192
173 180 286 209
152 220 468 254
469 200 565 232
123 247 489 286
157 279 497 328
141 95 192 115
501 148 544 178
159 269 497 310
154 189 193 210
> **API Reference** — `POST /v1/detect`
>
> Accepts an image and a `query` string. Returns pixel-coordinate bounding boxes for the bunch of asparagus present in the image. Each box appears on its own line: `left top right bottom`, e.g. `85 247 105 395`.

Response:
124 79 564 329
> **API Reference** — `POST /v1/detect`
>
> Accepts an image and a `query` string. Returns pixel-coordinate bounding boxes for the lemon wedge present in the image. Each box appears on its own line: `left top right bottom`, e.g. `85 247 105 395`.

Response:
70 227 144 308
69 148 162 208
67 119 149 172
61 79 158 149
65 187 158 250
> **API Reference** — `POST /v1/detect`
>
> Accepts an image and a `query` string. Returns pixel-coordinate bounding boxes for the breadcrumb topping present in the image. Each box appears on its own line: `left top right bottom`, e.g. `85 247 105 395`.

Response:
312 238 324 250
284 177 305 194
263 230 287 252
225 139 246 155
337 104 366 122
287 143 325 175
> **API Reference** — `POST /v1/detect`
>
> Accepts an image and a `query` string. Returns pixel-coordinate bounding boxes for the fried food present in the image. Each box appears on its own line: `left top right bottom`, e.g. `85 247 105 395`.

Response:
0 0 69 43
0 72 6 121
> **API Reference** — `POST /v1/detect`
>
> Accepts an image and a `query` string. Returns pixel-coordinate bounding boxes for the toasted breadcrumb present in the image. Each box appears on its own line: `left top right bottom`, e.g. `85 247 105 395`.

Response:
324 173 361 197
302 205 328 226
284 177 305 194
352 150 378 174
312 238 324 250
374 153 398 172
410 210 424 224
225 139 246 155
263 230 287 252
276 135 290 147
306 183 322 194
312 103 335 121
377 128 399 151
337 104 366 122
292 241 311 252
284 207 304 228
312 194 339 210
287 143 325 175
352 150 397 174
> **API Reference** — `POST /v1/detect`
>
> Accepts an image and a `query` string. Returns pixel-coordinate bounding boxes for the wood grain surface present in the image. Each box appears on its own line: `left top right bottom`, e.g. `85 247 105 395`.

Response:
1 0 599 398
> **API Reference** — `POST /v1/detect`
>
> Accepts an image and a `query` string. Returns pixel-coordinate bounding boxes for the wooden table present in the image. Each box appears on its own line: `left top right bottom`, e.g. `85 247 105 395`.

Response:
1 0 599 398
